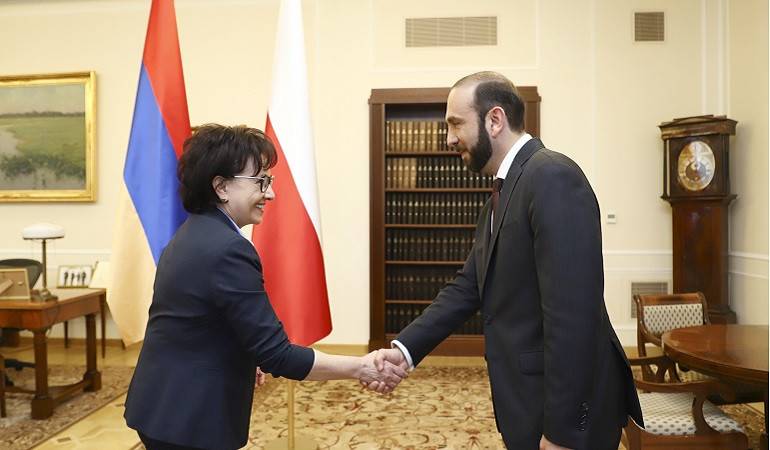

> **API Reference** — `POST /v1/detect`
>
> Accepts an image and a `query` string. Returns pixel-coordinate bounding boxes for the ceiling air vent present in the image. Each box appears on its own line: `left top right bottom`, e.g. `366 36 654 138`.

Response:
630 281 668 318
405 16 497 47
634 12 664 42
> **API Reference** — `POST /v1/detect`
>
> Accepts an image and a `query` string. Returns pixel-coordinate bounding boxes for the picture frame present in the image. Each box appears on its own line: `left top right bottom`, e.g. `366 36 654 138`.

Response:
0 71 96 202
57 264 94 288
0 268 31 301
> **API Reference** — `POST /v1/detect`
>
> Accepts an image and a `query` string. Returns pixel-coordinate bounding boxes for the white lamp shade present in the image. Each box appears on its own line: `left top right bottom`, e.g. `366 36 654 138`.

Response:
22 223 65 240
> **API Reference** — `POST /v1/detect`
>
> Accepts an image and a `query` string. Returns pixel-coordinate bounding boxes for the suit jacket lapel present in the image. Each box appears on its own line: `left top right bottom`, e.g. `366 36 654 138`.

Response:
476 201 492 286
479 138 545 294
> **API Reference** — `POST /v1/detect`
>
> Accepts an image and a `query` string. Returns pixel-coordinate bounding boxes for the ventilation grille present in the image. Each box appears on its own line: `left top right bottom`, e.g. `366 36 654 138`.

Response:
634 12 664 42
405 16 497 47
630 281 668 318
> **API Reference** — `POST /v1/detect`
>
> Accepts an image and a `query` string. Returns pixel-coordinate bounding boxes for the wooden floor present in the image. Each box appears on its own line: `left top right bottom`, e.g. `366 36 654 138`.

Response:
1 341 763 449
3 339 142 450
3 340 486 449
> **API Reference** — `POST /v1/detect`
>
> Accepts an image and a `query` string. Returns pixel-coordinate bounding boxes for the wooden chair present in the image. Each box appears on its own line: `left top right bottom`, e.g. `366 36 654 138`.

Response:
633 292 710 383
622 355 749 450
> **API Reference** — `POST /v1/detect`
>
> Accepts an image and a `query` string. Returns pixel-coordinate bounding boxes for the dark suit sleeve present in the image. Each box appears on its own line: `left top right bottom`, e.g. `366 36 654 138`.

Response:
529 159 605 448
395 235 482 366
211 235 314 380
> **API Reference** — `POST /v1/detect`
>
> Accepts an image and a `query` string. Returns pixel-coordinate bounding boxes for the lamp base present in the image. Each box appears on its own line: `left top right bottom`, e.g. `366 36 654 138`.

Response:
32 288 58 302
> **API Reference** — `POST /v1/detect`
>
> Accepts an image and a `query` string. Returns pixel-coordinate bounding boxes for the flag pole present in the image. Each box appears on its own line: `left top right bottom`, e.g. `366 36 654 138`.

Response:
288 380 295 449
265 380 317 450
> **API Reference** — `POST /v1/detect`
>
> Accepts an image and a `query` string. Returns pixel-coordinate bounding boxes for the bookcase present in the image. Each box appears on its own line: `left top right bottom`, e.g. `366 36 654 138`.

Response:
369 87 541 356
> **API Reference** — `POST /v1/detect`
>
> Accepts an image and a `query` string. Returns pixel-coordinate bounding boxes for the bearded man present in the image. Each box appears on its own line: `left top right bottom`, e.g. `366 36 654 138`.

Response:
376 71 643 450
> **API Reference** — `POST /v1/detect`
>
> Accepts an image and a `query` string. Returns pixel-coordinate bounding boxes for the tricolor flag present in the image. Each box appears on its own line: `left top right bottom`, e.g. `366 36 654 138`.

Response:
252 0 332 346
107 0 191 345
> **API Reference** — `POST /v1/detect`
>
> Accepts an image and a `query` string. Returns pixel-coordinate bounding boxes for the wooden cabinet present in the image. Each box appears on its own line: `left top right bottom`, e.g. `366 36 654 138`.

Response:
368 87 541 355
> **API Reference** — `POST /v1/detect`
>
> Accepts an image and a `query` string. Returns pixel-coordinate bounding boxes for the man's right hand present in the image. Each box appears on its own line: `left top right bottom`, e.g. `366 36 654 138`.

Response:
360 348 410 392
357 350 408 394
374 348 409 371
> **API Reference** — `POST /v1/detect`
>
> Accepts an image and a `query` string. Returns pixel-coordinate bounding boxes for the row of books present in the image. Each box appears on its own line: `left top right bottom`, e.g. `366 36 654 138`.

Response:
386 229 475 261
386 120 450 153
386 157 493 189
385 304 483 335
385 270 457 300
385 193 489 224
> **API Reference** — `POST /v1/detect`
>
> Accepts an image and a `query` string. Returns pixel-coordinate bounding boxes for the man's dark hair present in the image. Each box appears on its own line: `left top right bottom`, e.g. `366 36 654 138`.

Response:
177 123 278 213
452 71 525 132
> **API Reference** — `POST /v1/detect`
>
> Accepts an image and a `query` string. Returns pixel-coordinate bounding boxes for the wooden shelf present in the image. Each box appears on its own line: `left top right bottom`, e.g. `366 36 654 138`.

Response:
377 333 485 356
385 299 434 305
386 188 491 193
385 151 458 157
386 260 464 266
384 224 477 229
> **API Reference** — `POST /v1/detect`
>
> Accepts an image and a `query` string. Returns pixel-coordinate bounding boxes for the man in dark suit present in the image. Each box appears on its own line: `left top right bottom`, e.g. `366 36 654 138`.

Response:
375 72 643 449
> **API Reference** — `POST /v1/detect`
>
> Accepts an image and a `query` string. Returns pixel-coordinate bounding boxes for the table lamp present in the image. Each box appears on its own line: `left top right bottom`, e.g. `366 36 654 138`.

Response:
22 223 65 301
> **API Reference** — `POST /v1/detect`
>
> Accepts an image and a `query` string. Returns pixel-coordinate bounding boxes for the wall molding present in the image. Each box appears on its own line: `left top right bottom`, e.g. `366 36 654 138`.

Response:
729 251 769 261
2 248 763 262
603 250 671 256
604 267 671 273
729 270 769 280
0 248 111 256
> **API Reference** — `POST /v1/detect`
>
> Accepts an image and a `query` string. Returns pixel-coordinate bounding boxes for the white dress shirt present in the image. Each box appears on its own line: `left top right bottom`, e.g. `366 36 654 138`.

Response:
491 133 532 231
392 133 533 369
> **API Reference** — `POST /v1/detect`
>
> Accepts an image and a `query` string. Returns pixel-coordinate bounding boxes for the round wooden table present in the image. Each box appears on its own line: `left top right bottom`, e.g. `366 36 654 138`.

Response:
663 324 768 448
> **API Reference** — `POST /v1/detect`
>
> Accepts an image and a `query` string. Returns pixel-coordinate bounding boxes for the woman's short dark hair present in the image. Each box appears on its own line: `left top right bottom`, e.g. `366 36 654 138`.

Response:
178 124 278 213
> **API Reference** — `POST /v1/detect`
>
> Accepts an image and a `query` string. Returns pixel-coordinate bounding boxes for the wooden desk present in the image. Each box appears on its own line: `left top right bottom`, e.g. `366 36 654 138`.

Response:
0 288 103 419
663 324 768 448
63 292 109 358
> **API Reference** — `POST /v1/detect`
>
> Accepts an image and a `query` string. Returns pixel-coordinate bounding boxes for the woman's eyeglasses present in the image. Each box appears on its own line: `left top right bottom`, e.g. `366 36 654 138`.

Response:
232 175 274 193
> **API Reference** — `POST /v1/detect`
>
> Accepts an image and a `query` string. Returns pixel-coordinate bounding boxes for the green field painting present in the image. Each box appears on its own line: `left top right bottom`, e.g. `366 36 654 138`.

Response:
0 81 88 190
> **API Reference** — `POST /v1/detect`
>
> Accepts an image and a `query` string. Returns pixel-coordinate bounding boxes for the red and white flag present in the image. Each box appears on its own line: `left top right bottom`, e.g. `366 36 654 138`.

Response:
252 0 331 346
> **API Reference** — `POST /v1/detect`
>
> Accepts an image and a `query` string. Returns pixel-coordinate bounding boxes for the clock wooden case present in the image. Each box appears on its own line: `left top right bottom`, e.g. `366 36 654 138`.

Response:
659 115 737 323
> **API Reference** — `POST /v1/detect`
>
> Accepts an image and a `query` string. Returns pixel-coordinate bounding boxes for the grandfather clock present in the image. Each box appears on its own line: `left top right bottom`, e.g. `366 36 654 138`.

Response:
659 115 737 323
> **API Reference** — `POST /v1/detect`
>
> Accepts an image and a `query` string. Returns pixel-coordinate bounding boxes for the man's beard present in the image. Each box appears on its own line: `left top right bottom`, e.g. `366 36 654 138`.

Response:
464 119 493 173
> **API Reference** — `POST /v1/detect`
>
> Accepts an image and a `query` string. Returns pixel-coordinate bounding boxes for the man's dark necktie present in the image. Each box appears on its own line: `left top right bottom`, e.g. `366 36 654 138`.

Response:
491 177 504 215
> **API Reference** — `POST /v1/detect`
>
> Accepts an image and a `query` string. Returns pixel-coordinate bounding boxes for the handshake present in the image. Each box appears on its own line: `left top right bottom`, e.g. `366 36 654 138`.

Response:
255 347 412 393
358 348 410 394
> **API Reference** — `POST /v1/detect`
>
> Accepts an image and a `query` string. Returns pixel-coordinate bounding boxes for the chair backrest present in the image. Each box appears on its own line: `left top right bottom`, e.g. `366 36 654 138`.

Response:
0 258 43 287
634 292 709 338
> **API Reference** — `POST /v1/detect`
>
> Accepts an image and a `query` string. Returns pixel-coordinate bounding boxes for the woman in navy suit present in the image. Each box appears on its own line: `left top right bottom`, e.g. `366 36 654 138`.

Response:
125 124 405 450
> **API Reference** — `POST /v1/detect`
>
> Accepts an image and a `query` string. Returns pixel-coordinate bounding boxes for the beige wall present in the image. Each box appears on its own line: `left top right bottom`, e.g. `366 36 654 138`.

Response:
728 0 769 324
1 0 766 345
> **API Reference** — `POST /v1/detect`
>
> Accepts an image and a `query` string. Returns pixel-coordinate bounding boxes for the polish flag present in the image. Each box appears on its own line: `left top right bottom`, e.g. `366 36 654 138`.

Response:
251 0 331 346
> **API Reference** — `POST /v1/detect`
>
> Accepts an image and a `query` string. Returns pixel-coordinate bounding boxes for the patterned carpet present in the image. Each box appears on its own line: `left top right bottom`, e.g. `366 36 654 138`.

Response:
244 366 766 450
0 365 763 449
246 366 504 449
0 365 134 450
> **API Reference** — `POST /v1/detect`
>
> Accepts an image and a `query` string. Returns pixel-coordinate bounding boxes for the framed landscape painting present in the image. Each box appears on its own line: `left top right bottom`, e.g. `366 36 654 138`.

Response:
0 72 96 202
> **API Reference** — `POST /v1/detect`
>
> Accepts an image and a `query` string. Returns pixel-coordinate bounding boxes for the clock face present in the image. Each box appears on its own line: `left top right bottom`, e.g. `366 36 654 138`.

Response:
677 140 715 191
